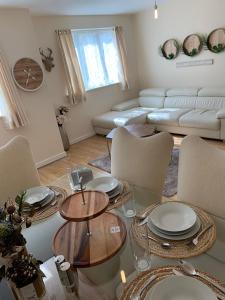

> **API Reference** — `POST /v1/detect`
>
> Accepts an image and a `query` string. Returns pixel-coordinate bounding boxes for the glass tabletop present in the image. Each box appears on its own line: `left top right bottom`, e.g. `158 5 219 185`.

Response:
21 174 225 300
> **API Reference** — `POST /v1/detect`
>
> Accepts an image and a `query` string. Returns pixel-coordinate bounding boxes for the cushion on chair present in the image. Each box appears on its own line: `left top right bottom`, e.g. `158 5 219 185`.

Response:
147 108 191 126
111 128 174 195
196 96 225 110
111 98 140 111
177 135 225 219
179 109 220 130
92 108 151 130
163 96 197 109
166 88 199 97
139 96 165 108
139 88 167 97
198 88 225 97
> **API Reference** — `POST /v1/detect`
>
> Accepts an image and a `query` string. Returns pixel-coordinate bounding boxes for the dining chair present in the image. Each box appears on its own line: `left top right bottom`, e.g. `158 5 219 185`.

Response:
0 136 40 205
111 127 174 197
177 135 225 219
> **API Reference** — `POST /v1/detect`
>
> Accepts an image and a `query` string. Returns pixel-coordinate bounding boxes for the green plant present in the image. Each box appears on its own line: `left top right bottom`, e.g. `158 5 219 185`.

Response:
0 196 45 288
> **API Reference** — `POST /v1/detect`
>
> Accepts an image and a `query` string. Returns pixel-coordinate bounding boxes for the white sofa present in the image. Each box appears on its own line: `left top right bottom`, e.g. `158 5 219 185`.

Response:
92 87 225 141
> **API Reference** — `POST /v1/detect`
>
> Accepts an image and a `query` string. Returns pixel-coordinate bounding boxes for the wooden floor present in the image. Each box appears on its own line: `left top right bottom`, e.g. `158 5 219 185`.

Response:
38 134 225 186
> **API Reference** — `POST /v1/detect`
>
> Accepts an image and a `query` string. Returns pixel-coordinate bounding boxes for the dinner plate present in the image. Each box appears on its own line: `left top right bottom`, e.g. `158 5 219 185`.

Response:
151 221 196 236
147 216 201 240
146 275 217 300
149 202 197 233
86 176 119 193
23 189 55 211
24 186 52 205
108 182 123 199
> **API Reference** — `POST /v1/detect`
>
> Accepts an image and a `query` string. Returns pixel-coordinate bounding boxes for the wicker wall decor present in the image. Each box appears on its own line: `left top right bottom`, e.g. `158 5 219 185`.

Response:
207 28 225 53
183 34 203 57
160 39 180 60
160 27 225 59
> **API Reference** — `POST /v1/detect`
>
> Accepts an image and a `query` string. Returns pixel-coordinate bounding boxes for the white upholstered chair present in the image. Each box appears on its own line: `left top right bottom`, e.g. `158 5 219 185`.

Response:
177 135 225 219
111 128 174 196
0 136 40 204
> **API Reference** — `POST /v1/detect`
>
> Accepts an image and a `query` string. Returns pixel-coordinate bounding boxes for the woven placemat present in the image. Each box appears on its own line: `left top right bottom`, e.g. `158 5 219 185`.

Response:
132 202 216 259
107 181 131 210
119 266 225 300
24 186 67 223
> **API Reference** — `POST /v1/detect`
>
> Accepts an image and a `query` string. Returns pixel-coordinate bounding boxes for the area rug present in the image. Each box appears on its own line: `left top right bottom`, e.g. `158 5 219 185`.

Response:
88 148 179 197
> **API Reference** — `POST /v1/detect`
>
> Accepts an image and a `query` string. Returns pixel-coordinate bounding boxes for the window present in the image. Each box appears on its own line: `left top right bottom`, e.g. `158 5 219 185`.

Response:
72 28 121 91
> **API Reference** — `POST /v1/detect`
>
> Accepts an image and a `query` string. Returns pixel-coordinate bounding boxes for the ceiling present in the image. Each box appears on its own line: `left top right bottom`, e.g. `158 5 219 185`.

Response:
0 0 165 15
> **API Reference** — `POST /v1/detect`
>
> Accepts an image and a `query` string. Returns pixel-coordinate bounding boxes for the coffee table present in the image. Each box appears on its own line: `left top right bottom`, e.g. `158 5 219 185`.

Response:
106 124 157 157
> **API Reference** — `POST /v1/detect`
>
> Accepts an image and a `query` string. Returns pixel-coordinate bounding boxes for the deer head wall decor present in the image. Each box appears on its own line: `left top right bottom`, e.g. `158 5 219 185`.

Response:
39 47 55 72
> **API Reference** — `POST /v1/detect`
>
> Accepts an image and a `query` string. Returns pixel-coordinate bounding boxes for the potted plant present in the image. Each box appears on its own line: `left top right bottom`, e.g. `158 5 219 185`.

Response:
56 105 70 151
0 195 46 299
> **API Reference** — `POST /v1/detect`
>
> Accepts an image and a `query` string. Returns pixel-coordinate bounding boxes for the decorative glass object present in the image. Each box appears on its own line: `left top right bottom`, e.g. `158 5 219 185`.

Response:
122 189 136 218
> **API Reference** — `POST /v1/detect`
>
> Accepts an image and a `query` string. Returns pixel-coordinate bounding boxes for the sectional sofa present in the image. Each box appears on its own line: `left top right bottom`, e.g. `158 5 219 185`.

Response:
92 88 225 141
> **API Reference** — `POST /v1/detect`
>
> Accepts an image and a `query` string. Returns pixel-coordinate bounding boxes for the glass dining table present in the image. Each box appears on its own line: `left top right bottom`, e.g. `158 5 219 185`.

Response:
3 172 224 300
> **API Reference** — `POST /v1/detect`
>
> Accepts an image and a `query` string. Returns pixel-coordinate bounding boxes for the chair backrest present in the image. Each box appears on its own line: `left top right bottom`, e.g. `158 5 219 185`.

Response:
177 135 225 219
0 136 40 204
111 128 174 196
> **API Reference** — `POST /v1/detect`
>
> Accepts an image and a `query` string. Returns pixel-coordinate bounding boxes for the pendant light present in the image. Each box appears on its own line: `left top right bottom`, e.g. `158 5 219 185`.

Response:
154 0 158 19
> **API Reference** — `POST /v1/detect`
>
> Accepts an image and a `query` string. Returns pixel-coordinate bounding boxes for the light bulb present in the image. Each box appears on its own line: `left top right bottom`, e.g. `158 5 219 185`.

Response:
154 3 158 19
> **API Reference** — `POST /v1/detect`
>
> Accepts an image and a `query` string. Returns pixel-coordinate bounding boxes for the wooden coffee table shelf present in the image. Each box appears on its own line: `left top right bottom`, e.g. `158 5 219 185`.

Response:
53 190 127 267
53 212 126 267
59 190 109 221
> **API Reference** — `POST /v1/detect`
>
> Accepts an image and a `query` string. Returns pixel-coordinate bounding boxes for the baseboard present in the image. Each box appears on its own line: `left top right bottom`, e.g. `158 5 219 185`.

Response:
69 131 96 145
36 151 67 168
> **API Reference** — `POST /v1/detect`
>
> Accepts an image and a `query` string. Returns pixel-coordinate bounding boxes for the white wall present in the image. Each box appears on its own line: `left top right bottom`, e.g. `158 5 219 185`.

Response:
0 9 65 166
32 15 139 144
133 0 225 88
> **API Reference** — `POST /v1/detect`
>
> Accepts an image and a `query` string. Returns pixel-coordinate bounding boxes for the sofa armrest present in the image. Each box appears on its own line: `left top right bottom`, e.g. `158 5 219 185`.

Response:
217 109 225 119
111 98 139 111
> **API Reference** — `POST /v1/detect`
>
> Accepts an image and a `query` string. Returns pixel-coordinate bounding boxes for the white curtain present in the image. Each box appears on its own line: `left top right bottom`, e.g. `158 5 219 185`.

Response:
115 26 130 90
0 50 28 129
73 29 121 91
56 29 86 104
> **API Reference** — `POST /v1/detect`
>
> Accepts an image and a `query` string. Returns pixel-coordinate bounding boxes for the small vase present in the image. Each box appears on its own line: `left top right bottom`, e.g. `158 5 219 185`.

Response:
10 275 46 300
59 125 70 151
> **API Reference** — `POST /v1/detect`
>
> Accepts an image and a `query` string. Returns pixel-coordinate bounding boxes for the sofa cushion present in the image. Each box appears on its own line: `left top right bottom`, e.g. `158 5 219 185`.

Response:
195 96 225 110
147 108 191 126
92 107 152 129
179 109 220 130
163 96 197 109
139 88 167 97
198 88 225 97
139 96 165 108
111 98 139 111
166 88 199 97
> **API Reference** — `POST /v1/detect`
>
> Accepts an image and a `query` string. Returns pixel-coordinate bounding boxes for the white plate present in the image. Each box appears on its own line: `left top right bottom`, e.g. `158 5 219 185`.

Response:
86 176 119 193
151 221 196 236
147 216 201 240
149 202 197 233
146 275 217 300
109 183 123 199
23 190 55 211
24 186 51 205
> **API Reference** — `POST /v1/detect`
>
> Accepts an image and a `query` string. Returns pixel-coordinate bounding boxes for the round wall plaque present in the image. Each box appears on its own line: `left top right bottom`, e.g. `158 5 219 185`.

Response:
161 39 179 60
183 34 203 57
12 58 43 92
207 28 225 53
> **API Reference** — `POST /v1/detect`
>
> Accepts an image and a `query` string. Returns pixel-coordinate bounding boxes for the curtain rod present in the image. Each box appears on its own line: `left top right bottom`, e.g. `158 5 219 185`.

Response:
71 26 116 32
